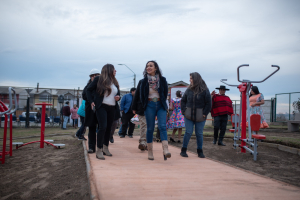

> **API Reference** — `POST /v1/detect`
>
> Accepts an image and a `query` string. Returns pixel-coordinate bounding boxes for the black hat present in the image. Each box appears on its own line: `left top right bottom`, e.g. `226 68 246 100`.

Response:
215 85 229 91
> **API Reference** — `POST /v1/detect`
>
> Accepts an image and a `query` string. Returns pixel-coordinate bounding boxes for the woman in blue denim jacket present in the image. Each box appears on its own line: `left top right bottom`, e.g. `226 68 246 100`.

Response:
180 72 211 158
132 60 171 161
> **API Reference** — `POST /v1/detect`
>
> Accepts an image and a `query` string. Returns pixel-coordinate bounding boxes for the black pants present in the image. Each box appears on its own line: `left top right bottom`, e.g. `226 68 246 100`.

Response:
214 115 228 143
121 111 135 136
110 119 119 138
88 125 97 151
95 104 115 148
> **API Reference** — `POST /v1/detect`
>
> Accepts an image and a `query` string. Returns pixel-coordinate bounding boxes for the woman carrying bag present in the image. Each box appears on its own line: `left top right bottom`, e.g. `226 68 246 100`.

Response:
132 60 171 161
86 64 120 160
180 72 211 158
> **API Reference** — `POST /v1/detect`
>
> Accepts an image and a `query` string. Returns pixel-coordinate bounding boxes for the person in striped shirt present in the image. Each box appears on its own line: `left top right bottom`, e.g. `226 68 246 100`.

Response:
211 85 233 146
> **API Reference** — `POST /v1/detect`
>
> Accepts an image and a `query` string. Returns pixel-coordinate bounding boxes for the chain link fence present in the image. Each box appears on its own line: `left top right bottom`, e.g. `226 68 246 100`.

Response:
275 92 300 122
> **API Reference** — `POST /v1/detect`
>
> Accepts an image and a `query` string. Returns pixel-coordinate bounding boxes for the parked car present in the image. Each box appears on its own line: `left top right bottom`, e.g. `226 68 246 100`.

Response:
21 112 37 119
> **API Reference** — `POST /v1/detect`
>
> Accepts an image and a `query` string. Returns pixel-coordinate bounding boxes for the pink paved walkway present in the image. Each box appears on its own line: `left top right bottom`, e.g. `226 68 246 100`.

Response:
86 136 300 200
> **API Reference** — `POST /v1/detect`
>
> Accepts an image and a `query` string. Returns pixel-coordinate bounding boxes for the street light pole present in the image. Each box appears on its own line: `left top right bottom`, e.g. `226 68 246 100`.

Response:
118 64 136 88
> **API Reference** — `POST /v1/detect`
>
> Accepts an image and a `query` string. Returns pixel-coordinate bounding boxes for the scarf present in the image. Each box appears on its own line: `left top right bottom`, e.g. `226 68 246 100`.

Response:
147 74 160 91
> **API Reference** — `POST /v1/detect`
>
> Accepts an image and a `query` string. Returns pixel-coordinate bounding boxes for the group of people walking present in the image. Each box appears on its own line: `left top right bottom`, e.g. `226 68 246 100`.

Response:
74 60 268 161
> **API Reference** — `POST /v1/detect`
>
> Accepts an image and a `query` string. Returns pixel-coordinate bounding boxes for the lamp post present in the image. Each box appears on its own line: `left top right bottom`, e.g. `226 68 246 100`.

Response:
118 64 136 88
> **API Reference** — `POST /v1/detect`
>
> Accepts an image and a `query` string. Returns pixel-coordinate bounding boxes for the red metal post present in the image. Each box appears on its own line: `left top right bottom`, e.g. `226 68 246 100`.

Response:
238 83 247 153
9 114 13 156
40 104 46 148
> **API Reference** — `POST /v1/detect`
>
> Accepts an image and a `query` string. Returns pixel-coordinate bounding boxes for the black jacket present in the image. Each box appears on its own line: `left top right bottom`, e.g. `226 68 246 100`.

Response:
82 81 98 127
86 76 120 110
181 88 212 119
133 76 168 112
131 80 144 116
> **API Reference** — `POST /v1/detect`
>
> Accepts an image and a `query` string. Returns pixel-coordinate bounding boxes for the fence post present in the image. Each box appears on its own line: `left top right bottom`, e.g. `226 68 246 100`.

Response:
25 97 30 128
289 93 291 120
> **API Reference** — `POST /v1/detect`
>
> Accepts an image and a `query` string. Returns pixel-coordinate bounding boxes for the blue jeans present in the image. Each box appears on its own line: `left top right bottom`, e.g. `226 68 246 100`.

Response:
145 101 167 143
76 116 85 137
63 116 69 129
182 117 206 149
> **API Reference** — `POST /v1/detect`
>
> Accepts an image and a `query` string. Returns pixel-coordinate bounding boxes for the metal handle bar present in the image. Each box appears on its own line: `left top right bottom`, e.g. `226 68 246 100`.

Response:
237 64 250 83
220 79 239 87
237 64 280 83
0 87 17 115
7 87 18 114
0 87 13 115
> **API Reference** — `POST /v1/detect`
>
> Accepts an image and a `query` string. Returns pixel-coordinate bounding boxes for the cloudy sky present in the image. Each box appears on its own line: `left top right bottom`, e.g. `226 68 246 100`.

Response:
0 0 299 100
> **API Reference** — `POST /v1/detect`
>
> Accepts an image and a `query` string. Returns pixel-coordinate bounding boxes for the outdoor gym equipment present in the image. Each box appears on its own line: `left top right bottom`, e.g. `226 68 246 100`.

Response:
221 64 280 161
0 87 18 164
16 102 65 149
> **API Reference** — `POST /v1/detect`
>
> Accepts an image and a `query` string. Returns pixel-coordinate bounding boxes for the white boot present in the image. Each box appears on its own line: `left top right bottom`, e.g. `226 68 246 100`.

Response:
147 143 154 160
96 148 105 160
162 140 171 160
103 145 112 156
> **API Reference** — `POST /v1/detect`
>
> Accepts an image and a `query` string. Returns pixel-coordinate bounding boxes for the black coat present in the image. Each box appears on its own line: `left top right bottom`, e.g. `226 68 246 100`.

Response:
134 76 168 112
86 76 120 110
82 81 98 127
131 80 144 116
181 88 212 119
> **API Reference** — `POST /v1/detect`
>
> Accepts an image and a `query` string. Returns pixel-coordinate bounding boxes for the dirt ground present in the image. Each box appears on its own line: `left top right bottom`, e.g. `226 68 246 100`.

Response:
0 135 89 200
168 135 300 188
1 128 300 200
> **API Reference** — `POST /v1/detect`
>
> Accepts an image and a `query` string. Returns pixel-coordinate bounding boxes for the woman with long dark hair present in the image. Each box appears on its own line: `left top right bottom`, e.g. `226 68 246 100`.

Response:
132 61 171 161
248 86 269 128
86 64 120 160
180 72 211 158
82 69 101 153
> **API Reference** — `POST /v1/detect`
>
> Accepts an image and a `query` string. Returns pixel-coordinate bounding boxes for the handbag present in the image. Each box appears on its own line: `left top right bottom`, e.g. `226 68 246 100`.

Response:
184 107 205 122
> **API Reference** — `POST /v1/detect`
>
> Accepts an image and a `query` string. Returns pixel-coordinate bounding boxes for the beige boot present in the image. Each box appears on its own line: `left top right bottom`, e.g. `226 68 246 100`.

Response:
96 148 105 160
147 143 154 160
103 145 112 156
162 140 171 160
138 139 147 151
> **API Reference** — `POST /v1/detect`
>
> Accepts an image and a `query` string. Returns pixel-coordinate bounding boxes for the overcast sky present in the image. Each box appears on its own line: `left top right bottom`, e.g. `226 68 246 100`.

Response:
0 0 299 100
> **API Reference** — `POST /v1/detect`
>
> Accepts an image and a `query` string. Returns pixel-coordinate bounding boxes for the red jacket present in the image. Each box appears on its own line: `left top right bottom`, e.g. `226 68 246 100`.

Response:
211 94 233 117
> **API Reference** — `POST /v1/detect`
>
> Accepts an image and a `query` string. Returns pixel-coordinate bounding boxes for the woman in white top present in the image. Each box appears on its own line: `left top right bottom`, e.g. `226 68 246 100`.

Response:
86 64 120 160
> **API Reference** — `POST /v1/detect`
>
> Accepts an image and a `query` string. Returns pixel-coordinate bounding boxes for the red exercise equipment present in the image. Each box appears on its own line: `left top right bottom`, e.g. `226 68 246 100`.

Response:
0 87 17 164
221 64 280 161
17 102 58 149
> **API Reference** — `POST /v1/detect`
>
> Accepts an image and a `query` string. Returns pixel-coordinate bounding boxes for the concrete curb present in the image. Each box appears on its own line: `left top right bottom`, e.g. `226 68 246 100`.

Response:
82 141 99 200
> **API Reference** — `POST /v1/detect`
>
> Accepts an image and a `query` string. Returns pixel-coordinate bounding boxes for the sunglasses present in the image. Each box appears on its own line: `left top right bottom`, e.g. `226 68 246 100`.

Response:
90 74 100 78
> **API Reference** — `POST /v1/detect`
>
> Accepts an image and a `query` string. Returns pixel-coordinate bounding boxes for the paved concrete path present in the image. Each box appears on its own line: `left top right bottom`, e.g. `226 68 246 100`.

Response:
86 136 300 200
